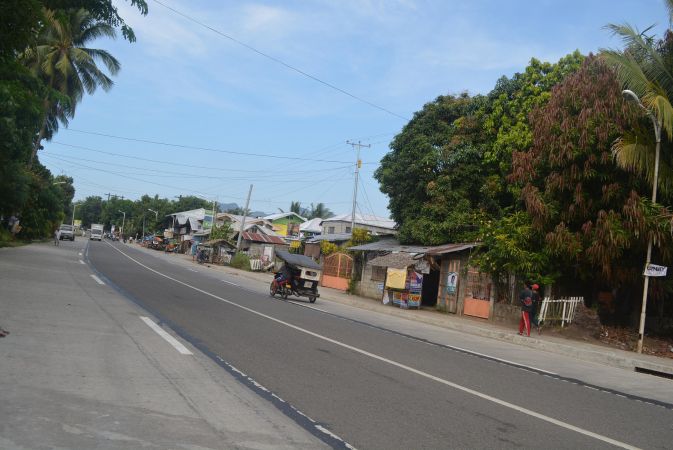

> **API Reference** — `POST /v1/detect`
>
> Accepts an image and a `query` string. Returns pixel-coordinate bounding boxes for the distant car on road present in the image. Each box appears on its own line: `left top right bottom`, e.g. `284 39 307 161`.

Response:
59 224 75 241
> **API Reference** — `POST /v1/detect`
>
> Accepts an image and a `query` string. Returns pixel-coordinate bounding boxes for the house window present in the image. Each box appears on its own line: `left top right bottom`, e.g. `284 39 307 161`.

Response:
328 226 335 234
371 265 386 281
345 226 351 233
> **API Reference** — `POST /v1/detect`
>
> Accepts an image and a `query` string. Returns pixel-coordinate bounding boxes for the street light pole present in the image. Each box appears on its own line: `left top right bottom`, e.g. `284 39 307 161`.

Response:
147 209 158 233
118 210 126 241
622 89 662 354
71 202 81 226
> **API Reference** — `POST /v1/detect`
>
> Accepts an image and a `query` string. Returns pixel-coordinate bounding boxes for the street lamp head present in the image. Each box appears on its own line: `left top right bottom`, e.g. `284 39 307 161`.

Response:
622 89 641 104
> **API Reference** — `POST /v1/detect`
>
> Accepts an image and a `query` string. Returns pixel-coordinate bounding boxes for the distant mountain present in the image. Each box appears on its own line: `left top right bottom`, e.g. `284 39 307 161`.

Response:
219 202 239 211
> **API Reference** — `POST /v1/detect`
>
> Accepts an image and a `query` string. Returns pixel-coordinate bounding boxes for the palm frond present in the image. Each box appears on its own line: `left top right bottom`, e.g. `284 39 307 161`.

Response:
82 48 120 75
613 135 673 196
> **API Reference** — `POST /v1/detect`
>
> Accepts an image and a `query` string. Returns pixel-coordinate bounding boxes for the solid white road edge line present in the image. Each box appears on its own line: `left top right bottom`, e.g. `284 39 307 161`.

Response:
140 316 193 355
104 241 638 450
90 274 105 285
288 301 557 375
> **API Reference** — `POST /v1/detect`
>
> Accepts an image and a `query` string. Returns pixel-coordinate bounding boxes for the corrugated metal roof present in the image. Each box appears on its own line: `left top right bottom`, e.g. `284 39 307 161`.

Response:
241 231 286 245
348 239 432 253
322 213 397 230
424 243 478 255
300 217 323 233
368 253 418 269
263 212 307 222
306 233 352 243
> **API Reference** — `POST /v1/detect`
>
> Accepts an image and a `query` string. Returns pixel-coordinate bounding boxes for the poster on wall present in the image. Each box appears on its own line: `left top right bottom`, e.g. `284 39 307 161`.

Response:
409 272 423 292
446 272 458 294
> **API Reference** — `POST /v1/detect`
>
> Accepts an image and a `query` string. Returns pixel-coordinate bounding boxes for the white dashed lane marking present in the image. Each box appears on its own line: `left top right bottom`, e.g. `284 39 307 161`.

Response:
140 316 193 355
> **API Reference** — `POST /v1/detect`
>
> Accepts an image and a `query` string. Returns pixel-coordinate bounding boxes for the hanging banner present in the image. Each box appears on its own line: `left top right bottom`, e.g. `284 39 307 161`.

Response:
385 268 407 289
644 264 668 277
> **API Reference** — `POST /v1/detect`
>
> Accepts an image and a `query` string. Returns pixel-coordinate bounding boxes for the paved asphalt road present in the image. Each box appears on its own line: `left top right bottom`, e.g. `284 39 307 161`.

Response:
0 240 328 449
86 239 673 449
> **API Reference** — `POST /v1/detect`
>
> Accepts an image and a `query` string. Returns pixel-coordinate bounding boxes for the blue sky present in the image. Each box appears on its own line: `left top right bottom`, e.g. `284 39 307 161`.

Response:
42 0 669 218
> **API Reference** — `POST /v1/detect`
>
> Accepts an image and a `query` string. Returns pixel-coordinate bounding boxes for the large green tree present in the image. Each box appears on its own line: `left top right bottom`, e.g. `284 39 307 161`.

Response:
22 8 121 164
511 56 669 321
376 93 491 244
0 61 42 218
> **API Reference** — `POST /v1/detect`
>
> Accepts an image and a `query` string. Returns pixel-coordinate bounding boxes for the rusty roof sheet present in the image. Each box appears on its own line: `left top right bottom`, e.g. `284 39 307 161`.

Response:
424 243 478 255
241 231 286 245
367 252 418 269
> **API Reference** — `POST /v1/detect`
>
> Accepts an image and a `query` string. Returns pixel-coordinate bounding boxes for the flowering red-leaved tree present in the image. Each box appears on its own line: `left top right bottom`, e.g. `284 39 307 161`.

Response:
512 56 671 315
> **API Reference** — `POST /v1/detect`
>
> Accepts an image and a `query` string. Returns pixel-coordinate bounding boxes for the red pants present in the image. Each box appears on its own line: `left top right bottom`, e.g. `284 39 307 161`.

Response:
519 311 531 336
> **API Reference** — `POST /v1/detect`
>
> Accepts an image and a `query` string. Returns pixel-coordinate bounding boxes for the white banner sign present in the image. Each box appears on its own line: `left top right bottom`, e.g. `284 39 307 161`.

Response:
644 264 668 277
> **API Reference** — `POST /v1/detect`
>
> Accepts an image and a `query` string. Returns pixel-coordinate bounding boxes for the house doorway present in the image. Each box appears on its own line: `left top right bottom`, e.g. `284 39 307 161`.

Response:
421 269 439 307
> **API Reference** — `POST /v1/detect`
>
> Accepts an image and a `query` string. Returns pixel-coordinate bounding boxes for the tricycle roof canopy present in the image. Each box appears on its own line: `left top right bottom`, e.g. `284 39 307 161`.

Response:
276 249 321 270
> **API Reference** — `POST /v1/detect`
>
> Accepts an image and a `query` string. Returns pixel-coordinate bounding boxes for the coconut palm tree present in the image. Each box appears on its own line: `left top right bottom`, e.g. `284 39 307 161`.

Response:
601 0 673 195
22 8 121 166
308 202 333 219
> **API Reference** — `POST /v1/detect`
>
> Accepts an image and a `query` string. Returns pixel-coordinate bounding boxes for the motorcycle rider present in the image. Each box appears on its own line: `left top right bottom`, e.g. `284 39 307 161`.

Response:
275 263 297 292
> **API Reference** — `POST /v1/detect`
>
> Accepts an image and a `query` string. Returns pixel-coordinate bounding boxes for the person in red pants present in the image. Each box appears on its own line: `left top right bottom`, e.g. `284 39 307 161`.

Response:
518 282 534 336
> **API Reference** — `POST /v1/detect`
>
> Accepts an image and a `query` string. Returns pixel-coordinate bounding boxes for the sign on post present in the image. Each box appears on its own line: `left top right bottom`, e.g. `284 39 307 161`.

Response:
644 264 668 277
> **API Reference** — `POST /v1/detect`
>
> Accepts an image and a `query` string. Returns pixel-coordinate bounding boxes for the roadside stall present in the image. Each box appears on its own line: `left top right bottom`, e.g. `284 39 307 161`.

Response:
369 253 424 309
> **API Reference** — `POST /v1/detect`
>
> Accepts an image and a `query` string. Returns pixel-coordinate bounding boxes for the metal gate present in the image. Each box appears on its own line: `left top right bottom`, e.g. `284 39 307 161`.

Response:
321 253 353 291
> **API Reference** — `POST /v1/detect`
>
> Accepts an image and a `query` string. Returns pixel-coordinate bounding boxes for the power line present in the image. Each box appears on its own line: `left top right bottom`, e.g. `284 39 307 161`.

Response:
43 154 353 206
359 176 379 218
61 129 364 164
44 152 351 183
151 0 409 122
49 142 356 172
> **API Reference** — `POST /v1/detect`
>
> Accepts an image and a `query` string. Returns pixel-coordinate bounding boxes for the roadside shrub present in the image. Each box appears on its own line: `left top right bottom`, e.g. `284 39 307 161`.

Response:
230 252 251 270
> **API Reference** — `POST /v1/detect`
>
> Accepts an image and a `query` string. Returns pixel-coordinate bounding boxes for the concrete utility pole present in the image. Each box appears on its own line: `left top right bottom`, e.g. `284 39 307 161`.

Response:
236 184 253 252
622 89 662 354
346 140 370 234
118 210 126 240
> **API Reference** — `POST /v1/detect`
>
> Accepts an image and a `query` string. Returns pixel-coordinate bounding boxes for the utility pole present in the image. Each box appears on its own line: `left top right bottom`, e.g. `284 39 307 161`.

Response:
346 140 370 234
236 184 253 252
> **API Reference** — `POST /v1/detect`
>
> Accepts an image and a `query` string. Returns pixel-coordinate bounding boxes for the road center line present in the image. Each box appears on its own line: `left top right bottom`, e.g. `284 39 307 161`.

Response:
90 274 105 285
140 316 193 355
288 301 557 375
221 279 239 286
79 259 85 265
103 241 639 450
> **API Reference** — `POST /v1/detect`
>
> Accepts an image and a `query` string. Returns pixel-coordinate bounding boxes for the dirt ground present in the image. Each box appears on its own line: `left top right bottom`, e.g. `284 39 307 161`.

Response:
542 304 673 359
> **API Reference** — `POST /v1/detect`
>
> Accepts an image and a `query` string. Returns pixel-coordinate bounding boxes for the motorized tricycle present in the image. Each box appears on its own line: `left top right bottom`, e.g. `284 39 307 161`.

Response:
269 250 321 303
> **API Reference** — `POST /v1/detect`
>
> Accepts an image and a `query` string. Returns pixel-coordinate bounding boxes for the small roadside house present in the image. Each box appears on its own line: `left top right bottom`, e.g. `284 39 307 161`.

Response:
263 212 306 237
424 243 491 318
321 213 397 236
234 224 289 263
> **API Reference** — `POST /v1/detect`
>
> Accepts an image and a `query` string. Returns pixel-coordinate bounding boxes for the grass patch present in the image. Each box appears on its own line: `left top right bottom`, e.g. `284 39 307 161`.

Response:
230 253 251 271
